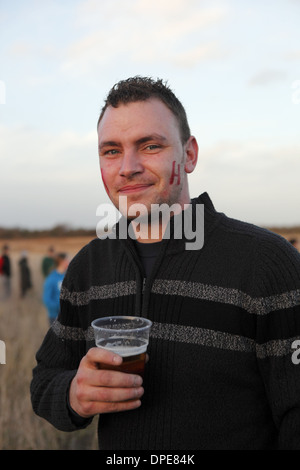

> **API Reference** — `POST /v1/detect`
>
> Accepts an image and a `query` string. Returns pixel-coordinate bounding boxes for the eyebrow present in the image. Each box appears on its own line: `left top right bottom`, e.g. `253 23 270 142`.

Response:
98 134 168 152
98 140 120 152
135 134 168 146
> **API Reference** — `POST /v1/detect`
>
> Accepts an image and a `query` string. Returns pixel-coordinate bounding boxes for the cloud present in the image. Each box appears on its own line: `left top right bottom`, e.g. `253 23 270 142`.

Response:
0 125 99 183
0 125 106 227
189 138 300 225
248 69 287 86
76 0 225 28
284 50 300 60
3 0 228 81
9 41 33 56
171 42 226 68
1 123 299 227
198 138 300 173
61 1 227 75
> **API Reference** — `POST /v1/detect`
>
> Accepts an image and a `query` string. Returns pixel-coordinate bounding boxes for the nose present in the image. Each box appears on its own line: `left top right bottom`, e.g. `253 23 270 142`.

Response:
119 149 144 178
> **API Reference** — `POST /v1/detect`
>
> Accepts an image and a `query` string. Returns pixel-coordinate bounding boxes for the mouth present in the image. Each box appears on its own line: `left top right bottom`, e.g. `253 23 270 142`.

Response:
118 184 153 194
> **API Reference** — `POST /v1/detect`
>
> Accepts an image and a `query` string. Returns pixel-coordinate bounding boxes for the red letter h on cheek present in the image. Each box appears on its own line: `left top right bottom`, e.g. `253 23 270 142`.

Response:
169 161 181 185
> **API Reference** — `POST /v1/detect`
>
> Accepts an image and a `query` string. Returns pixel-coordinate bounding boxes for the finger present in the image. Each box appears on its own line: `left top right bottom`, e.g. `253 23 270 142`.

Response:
71 382 143 417
102 399 142 414
87 397 142 415
85 347 123 369
89 384 144 404
93 369 143 388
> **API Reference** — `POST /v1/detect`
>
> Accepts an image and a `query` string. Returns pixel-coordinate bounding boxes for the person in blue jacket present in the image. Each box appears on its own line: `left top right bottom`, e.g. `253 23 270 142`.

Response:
43 253 69 324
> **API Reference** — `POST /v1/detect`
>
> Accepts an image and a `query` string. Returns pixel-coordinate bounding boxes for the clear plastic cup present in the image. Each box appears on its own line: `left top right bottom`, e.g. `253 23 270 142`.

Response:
91 316 152 376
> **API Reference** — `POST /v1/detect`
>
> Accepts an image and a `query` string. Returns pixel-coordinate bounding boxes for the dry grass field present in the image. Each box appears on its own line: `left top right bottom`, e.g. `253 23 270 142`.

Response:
0 236 98 450
0 229 299 450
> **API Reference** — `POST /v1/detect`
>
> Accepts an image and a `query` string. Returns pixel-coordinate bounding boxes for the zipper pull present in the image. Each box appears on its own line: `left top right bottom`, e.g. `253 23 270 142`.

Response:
142 277 146 293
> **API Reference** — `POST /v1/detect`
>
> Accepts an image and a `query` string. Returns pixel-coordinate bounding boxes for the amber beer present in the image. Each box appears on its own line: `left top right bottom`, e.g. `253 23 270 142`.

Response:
119 351 146 376
91 316 152 377
96 338 147 376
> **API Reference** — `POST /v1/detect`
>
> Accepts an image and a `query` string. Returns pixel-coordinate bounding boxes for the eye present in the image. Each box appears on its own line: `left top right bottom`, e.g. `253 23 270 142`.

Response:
104 149 119 155
145 144 161 151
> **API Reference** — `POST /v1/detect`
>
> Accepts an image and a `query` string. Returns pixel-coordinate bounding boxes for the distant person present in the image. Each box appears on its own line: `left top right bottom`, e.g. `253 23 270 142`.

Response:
41 246 55 278
19 251 32 298
0 253 3 300
289 238 299 251
1 245 11 299
43 253 69 325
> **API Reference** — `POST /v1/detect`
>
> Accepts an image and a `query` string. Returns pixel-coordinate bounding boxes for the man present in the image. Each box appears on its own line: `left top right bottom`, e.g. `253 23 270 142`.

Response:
31 76 300 450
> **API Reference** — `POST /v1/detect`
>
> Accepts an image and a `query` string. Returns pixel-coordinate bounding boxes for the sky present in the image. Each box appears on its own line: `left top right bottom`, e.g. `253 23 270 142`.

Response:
0 0 300 230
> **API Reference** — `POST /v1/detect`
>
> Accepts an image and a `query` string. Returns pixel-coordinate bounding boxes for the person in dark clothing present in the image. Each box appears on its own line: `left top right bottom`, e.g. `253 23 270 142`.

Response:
30 77 300 450
41 246 55 278
1 245 11 299
19 251 32 298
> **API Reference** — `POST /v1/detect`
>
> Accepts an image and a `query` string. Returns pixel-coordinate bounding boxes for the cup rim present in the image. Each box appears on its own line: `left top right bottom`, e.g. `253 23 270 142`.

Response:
91 315 152 332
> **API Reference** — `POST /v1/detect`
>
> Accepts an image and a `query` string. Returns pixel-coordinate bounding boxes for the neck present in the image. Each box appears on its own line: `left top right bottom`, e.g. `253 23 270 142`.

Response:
131 220 165 243
131 197 191 244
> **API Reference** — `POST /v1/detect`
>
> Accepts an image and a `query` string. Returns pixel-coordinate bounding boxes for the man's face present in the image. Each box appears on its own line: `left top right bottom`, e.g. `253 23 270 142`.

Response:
97 98 198 219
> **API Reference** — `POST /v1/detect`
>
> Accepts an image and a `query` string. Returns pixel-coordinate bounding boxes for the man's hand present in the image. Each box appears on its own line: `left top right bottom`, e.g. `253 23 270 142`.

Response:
69 347 144 418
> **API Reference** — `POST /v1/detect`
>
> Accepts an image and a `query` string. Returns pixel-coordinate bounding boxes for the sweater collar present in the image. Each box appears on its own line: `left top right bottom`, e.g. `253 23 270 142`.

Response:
164 192 219 254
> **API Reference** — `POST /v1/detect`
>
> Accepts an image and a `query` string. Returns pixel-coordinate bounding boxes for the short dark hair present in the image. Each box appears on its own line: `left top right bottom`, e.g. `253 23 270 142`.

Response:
97 76 191 144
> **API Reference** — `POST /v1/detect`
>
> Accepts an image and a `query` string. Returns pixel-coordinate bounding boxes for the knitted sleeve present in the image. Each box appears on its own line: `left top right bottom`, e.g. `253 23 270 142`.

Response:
254 234 300 449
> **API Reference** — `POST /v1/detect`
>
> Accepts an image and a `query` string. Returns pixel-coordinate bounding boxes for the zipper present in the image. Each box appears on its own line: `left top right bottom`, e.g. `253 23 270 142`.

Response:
121 237 168 317
140 277 147 317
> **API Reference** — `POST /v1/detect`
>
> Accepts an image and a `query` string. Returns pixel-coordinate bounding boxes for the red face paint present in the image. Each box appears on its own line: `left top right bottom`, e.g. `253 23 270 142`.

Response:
101 168 110 196
169 161 181 185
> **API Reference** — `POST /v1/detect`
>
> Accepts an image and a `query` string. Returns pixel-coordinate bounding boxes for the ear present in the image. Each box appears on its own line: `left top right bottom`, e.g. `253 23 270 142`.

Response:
184 136 198 174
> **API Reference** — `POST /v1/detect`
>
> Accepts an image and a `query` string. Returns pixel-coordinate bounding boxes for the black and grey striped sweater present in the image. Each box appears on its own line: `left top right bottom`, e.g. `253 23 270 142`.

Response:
31 192 300 450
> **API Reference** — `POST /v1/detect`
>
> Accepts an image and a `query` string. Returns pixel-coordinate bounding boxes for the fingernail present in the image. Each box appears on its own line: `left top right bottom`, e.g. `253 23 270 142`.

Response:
134 375 143 386
135 387 144 397
112 354 122 364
